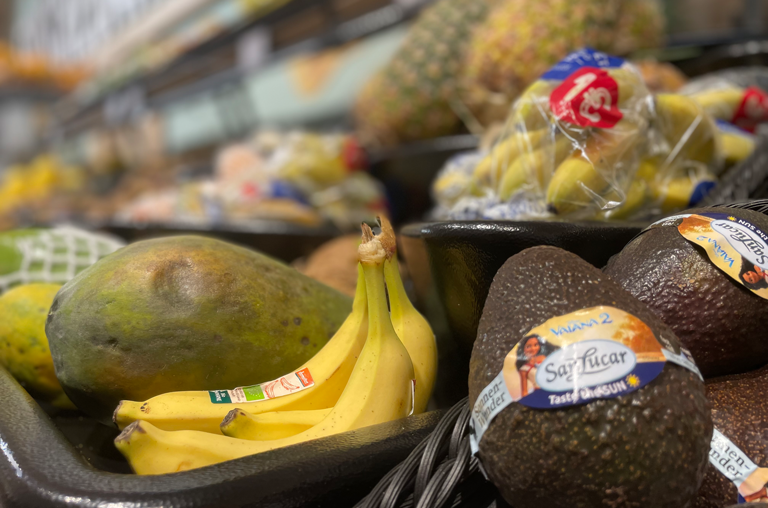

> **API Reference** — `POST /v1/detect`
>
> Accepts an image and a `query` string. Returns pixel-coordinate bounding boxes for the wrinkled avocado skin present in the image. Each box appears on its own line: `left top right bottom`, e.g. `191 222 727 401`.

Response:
469 246 712 508
694 365 768 508
604 206 768 378
46 236 351 422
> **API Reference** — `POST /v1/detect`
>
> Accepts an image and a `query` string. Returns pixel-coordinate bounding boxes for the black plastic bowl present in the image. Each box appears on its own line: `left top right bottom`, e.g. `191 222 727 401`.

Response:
405 220 644 355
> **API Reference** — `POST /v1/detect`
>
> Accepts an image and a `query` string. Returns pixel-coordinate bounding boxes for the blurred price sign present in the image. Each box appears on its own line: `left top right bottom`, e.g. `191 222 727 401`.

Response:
103 86 146 126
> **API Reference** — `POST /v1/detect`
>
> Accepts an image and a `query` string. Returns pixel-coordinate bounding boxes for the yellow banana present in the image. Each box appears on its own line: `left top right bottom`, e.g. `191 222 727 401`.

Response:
689 87 744 121
220 408 331 440
611 67 648 108
472 128 550 187
377 216 436 414
596 178 649 221
513 80 557 131
547 119 643 215
113 264 369 434
655 93 718 166
114 225 415 475
498 135 574 201
634 156 662 183
651 173 717 213
719 129 755 167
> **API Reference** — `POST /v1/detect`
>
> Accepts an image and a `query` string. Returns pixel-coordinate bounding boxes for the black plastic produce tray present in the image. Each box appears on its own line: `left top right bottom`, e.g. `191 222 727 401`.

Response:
0 366 443 508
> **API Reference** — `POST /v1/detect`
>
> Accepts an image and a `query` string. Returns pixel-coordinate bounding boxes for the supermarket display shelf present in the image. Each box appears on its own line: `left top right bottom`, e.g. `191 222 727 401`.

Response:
51 0 428 140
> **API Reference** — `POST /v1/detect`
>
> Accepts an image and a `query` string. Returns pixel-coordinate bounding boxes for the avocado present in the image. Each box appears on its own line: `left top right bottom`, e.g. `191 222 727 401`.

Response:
695 365 768 508
469 246 712 508
604 206 768 378
46 236 351 422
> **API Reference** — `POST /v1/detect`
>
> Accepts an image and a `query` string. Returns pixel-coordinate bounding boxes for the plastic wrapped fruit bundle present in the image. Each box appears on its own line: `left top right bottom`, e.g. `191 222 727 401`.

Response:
430 48 759 222
117 131 385 230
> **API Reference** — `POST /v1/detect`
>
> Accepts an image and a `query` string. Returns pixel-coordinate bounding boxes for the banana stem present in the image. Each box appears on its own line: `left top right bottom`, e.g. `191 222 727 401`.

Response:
383 254 409 320
361 261 394 340
351 263 366 313
359 223 395 341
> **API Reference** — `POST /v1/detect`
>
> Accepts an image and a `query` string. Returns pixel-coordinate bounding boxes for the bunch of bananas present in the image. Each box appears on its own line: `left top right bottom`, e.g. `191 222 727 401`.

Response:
594 93 721 219
113 217 437 475
464 65 652 218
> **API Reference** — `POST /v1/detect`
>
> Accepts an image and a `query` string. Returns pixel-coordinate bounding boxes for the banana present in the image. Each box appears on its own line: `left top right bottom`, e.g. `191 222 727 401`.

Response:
611 66 648 108
652 173 717 213
221 408 331 440
634 155 662 183
718 127 755 167
513 80 557 131
655 93 718 166
546 119 644 215
113 264 369 434
596 178 649 221
377 216 436 414
689 87 744 122
497 134 574 201
472 128 550 188
114 225 415 475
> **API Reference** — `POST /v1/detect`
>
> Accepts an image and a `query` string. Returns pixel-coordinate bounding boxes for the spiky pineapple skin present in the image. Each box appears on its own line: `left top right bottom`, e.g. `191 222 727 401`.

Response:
461 0 665 127
354 0 496 147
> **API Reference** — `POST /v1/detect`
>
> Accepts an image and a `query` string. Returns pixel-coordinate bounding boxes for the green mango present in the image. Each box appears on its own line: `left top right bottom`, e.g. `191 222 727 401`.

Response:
46 236 352 423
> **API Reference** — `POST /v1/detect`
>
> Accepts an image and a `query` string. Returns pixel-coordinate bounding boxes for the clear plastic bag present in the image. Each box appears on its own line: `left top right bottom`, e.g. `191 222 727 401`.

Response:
441 48 654 220
681 76 768 133
432 48 727 221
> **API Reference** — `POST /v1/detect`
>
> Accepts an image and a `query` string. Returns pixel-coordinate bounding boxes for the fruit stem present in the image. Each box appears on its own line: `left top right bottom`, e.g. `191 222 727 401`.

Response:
376 216 397 260
383 255 409 319
358 223 386 265
376 216 413 319
361 261 395 341
359 223 395 340
352 263 366 314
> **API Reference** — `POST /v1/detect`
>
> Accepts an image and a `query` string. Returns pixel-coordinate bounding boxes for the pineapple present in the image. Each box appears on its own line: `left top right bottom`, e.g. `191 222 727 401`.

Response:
460 0 665 127
354 0 496 147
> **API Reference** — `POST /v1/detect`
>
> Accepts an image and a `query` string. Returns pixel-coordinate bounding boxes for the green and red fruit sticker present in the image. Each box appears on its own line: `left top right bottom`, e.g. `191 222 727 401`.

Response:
677 212 768 299
209 367 315 404
469 306 701 452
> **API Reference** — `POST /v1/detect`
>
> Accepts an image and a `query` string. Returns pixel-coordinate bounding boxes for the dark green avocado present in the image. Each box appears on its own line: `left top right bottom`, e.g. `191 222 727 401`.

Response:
695 364 768 508
604 206 768 378
469 246 712 508
46 236 352 423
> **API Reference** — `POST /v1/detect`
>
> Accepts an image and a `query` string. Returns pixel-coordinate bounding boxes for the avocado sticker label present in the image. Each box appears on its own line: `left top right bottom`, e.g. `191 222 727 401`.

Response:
469 306 701 453
208 367 315 404
710 429 768 503
678 213 768 299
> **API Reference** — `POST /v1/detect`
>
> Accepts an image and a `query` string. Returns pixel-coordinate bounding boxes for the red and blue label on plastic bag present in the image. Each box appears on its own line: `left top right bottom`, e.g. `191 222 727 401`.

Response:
732 86 768 133
544 48 625 129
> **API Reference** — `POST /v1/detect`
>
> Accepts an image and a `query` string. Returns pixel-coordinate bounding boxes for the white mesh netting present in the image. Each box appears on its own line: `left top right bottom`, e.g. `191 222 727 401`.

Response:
0 226 124 293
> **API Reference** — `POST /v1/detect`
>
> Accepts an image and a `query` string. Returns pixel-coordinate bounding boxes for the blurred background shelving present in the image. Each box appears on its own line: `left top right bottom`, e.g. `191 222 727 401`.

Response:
2 0 768 240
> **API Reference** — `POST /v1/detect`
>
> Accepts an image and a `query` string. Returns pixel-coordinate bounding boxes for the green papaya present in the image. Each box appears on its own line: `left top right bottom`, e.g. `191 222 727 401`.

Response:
45 236 352 423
